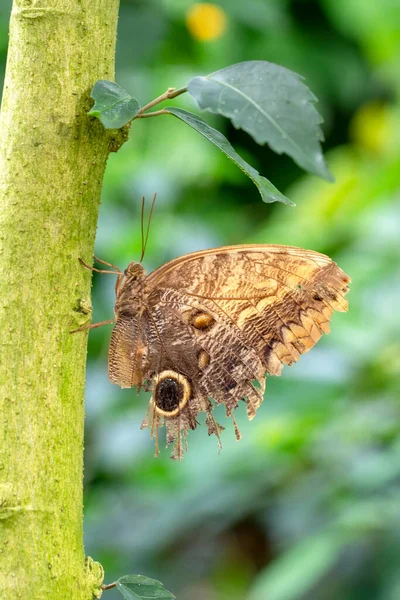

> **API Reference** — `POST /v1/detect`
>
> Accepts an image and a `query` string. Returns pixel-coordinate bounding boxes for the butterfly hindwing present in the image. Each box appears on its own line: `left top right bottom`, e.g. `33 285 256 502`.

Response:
142 289 266 456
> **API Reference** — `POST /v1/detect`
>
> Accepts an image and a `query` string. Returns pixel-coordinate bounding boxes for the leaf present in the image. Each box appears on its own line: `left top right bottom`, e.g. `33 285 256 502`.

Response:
89 80 140 129
164 107 293 205
116 574 175 600
187 60 333 181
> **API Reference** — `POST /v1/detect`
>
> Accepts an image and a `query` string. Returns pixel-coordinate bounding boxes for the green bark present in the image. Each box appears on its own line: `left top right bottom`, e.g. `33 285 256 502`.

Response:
0 1 120 598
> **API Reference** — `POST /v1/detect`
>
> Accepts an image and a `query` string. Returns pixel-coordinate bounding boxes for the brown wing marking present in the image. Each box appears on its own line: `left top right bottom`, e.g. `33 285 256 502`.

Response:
147 244 332 285
245 256 349 313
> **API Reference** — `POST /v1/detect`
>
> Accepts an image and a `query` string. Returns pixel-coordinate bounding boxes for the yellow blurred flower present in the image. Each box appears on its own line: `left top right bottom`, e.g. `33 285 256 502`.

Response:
186 3 227 41
349 101 390 155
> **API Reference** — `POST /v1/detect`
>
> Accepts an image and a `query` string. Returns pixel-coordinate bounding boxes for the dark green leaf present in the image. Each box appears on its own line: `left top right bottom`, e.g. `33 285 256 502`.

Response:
165 107 293 205
89 80 140 129
187 60 333 181
116 574 175 600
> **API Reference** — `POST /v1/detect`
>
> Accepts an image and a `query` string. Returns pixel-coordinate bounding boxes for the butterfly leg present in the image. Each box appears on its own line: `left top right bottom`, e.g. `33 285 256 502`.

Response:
78 257 121 275
93 255 123 272
70 318 115 334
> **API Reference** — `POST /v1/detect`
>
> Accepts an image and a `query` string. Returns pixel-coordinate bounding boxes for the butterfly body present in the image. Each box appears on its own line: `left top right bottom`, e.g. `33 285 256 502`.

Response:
104 244 350 459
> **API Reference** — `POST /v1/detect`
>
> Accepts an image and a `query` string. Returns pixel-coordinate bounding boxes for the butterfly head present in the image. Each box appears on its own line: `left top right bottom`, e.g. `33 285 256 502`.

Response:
124 261 146 280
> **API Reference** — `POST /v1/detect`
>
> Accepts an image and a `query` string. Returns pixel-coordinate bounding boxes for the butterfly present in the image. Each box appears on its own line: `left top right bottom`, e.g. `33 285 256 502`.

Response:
75 200 350 459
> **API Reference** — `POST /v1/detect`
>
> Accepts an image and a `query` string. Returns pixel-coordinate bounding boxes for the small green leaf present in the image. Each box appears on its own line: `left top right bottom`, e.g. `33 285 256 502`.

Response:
187 60 333 181
165 107 293 205
89 80 140 129
116 574 175 600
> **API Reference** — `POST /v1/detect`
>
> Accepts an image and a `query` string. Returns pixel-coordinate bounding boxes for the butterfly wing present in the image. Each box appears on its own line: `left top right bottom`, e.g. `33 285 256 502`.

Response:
142 245 350 458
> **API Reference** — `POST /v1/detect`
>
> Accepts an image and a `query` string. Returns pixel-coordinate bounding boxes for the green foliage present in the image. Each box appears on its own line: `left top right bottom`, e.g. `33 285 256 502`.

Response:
116 575 175 600
188 61 333 181
89 81 140 129
165 107 292 204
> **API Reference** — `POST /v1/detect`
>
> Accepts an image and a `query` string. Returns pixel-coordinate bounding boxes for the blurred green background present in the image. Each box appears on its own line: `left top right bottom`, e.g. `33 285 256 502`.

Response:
1 1 400 598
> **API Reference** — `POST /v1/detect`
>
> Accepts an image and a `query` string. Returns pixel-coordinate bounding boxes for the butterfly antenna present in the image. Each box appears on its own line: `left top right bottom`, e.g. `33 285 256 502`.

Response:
140 192 157 263
139 196 146 263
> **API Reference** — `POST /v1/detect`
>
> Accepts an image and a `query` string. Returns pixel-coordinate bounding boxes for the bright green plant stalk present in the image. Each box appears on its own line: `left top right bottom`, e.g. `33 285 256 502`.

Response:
0 1 120 598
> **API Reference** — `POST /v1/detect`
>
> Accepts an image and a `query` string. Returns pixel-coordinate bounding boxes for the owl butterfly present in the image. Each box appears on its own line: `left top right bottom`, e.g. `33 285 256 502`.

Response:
77 207 350 460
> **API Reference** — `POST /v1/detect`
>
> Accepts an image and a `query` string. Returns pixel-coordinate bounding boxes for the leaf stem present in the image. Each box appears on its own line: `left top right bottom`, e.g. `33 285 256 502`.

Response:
135 109 169 119
102 582 117 591
134 86 187 118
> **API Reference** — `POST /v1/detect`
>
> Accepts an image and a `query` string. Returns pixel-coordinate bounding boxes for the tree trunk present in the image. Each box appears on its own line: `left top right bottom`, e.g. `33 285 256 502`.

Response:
0 1 120 597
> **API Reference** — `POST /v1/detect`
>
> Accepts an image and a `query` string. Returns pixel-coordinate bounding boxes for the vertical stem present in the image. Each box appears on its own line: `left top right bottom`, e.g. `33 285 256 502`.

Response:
0 0 120 598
